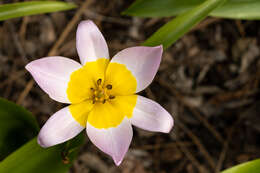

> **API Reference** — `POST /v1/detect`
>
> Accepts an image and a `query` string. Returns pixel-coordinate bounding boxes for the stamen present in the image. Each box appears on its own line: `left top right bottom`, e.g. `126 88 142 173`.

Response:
97 78 102 85
106 84 112 90
109 95 115 99
90 80 115 104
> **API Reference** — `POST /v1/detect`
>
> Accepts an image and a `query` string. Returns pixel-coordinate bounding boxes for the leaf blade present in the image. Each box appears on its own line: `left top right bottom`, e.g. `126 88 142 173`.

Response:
142 0 226 49
0 1 77 21
212 1 260 20
221 159 260 173
122 0 203 17
0 134 84 173
0 98 39 160
123 0 260 20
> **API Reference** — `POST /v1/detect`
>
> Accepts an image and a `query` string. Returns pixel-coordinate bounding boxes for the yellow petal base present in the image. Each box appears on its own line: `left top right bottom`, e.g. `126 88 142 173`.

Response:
67 58 137 128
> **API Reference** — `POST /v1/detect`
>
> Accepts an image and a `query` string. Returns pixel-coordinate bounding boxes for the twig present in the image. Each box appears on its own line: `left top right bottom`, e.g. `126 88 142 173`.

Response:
192 18 221 32
215 141 228 173
215 118 238 172
19 16 29 40
157 77 224 143
16 80 34 104
134 141 192 150
175 159 188 173
158 78 220 169
177 120 216 170
0 70 26 89
17 0 93 105
176 133 208 173
48 0 94 56
7 21 28 63
189 107 224 143
235 20 245 37
4 64 17 98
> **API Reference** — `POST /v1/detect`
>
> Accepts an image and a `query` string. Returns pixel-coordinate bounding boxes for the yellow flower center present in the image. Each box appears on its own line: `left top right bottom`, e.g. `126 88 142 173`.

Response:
66 58 137 129
90 78 115 104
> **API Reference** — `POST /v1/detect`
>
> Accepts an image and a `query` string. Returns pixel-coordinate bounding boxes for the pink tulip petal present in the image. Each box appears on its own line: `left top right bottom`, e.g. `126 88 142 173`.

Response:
110 45 163 93
25 56 82 103
130 95 174 133
38 106 84 148
76 20 109 65
86 118 132 166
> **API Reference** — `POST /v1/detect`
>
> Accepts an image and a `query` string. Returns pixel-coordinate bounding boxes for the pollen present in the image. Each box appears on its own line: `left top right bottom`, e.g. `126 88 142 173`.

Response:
91 78 115 104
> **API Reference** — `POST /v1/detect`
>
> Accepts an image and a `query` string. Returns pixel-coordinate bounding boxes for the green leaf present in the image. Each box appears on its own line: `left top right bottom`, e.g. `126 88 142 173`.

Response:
212 1 260 20
0 98 39 160
143 0 226 50
0 133 84 173
123 0 260 20
123 0 203 17
0 1 77 21
221 159 260 173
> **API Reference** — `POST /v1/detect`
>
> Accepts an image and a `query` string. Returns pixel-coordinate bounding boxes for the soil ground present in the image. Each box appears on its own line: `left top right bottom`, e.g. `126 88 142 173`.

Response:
0 0 260 173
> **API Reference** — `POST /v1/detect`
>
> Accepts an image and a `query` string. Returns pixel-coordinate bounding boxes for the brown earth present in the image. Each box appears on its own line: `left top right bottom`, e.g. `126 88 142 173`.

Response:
0 0 260 173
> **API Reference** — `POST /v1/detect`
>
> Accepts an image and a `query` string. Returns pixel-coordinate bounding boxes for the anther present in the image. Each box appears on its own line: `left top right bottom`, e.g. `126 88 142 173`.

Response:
106 84 112 90
97 78 102 85
90 87 95 91
109 95 115 99
102 99 106 104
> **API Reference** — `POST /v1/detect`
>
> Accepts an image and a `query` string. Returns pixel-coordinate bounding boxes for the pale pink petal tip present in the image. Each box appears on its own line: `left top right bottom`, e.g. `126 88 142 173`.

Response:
37 134 48 148
37 106 84 148
158 44 163 49
111 45 163 92
114 158 123 166
25 56 82 103
131 95 174 133
86 118 133 166
76 20 109 64
163 114 174 133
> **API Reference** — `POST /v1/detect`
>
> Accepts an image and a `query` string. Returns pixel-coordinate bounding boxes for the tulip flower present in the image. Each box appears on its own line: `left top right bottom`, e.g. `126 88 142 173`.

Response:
26 20 173 165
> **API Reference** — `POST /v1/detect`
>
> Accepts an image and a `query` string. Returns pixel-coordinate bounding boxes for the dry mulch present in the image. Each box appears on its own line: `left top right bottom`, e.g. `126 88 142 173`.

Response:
0 0 260 172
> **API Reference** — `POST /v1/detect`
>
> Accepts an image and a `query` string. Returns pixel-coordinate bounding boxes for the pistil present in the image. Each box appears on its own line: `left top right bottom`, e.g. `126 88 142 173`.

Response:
91 78 115 104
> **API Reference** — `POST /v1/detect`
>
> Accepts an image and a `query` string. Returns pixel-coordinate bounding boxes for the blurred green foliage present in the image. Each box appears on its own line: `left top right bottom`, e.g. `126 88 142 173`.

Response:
221 159 260 173
0 133 84 173
142 0 226 49
0 1 76 21
0 97 39 160
0 98 84 172
123 0 260 20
